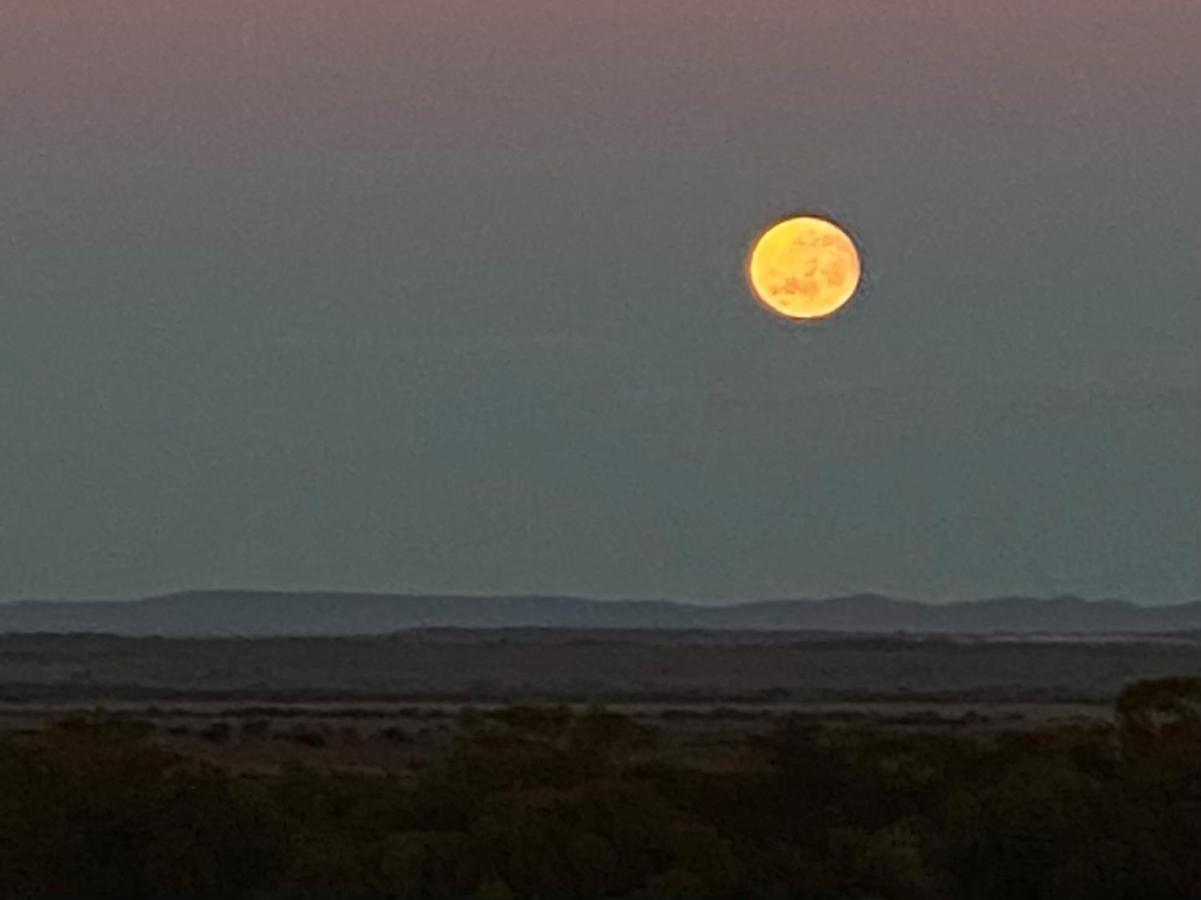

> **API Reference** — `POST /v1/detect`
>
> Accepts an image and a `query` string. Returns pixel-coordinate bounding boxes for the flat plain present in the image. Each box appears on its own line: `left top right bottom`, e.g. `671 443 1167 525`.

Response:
2 629 1198 772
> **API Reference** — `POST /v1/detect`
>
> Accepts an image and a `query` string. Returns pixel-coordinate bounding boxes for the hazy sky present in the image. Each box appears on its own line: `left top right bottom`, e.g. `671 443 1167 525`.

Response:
2 1 1198 602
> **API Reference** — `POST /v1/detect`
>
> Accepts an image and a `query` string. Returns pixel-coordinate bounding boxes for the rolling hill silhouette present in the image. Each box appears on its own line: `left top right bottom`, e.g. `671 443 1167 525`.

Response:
0 591 1198 636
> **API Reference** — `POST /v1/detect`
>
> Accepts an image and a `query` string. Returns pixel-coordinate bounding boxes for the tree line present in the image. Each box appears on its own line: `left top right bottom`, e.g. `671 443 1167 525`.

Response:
0 678 1199 899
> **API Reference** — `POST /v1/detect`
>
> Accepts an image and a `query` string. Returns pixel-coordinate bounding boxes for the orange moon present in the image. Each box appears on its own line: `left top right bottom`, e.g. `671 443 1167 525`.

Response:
747 215 862 320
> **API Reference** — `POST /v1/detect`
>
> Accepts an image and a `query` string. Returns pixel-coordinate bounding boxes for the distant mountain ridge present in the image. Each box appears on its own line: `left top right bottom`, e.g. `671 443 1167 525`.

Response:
1 591 1199 636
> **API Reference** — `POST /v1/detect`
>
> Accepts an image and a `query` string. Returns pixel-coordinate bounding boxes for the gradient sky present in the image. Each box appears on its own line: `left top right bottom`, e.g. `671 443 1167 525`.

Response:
1 1 1198 602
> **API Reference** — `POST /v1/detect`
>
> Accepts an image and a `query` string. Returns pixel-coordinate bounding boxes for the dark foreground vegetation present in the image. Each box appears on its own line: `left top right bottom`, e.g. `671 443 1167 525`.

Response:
1 678 1199 899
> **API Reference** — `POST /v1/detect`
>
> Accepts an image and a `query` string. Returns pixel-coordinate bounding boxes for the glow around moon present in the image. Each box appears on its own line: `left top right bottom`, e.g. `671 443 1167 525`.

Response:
747 216 862 320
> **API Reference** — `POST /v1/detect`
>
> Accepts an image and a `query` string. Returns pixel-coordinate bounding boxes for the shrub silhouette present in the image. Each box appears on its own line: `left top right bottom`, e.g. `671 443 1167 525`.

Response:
1 683 1200 898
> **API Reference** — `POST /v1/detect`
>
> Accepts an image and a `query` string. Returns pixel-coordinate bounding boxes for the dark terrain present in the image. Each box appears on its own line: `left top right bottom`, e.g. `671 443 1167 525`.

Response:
3 628 1201 704
3 603 1201 897
2 671 1200 899
2 628 1200 767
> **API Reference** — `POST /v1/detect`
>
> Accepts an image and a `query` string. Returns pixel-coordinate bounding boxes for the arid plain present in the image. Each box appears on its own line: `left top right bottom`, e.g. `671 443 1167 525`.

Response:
3 628 1199 773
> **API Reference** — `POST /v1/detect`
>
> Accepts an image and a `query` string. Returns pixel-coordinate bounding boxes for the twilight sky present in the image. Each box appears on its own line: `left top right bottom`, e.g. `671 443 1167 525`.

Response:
1 1 1198 603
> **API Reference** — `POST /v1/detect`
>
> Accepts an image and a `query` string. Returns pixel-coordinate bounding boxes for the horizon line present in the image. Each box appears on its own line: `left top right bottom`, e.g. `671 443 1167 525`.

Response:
3 589 1196 609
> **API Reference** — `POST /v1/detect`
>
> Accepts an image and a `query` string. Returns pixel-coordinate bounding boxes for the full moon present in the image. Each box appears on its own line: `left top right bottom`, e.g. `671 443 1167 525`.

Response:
747 215 862 320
